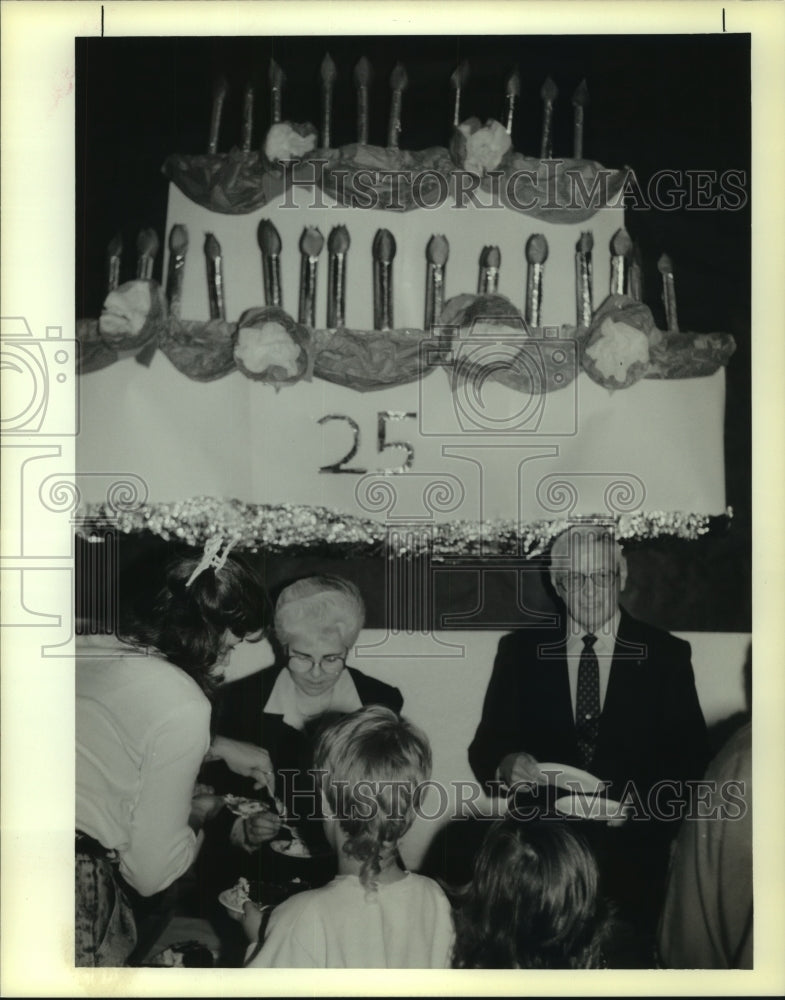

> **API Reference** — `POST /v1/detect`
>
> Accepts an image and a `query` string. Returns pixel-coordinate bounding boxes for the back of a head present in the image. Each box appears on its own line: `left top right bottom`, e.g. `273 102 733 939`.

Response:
453 818 605 969
118 545 270 691
313 705 432 889
274 575 365 650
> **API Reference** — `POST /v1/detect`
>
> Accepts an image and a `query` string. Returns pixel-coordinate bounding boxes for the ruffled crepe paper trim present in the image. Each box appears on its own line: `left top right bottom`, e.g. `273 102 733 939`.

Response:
77 499 733 560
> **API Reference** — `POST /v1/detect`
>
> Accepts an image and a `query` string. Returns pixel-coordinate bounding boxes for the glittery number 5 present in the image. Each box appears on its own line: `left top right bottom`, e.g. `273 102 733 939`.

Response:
377 412 416 474
317 414 366 474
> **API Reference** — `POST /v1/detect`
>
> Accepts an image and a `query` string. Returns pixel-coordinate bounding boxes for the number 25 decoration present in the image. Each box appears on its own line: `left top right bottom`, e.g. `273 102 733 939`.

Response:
318 412 417 475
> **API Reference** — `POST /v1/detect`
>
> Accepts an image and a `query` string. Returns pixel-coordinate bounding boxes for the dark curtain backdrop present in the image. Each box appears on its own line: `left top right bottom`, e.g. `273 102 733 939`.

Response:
75 35 751 633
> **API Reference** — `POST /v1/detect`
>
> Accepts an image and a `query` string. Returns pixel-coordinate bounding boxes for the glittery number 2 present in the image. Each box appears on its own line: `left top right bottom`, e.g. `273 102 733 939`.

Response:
317 413 416 474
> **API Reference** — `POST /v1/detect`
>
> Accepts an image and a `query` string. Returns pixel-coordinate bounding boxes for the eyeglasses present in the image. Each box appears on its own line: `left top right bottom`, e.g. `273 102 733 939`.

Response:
558 569 619 590
287 650 347 674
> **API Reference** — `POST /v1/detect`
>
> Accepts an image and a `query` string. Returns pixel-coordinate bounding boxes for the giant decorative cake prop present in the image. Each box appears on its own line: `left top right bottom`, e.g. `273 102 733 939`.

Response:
76 56 734 555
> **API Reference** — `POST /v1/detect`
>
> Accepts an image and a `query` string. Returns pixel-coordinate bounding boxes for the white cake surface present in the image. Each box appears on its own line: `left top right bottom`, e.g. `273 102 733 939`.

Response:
164 181 624 331
76 350 726 520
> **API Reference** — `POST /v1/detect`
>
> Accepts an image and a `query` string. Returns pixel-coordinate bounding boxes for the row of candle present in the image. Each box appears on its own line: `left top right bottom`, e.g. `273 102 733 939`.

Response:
105 226 679 332
207 56 591 159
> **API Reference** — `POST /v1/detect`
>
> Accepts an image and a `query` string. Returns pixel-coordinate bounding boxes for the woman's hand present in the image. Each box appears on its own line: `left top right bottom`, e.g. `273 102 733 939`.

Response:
188 793 225 832
244 806 283 846
241 900 264 942
208 735 275 794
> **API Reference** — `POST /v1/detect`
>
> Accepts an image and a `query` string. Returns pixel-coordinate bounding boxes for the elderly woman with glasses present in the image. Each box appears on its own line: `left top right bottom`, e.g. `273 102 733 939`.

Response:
197 576 402 930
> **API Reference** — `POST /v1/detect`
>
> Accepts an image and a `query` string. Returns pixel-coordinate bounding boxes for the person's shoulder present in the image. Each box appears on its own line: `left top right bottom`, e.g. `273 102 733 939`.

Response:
403 872 452 906
348 668 403 712
620 610 691 655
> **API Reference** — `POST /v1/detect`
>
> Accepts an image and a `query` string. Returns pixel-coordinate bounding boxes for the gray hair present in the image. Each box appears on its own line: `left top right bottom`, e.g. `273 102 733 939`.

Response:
274 575 365 650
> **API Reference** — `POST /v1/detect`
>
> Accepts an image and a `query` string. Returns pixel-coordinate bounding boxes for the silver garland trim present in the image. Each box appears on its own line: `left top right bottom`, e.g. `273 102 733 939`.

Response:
77 498 733 560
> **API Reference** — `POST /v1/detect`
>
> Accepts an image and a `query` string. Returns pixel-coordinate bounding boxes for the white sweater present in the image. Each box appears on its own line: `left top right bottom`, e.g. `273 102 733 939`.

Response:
76 640 211 896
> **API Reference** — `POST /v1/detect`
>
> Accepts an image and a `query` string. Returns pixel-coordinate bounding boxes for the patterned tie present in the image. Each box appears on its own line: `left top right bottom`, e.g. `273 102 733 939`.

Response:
576 633 600 768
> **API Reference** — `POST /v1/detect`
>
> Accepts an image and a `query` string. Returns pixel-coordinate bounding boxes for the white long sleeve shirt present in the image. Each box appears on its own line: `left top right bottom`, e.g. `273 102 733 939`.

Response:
76 639 211 896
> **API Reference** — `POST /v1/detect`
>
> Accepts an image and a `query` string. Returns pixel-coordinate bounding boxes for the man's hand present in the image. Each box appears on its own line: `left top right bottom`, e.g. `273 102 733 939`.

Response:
496 751 542 789
209 736 275 794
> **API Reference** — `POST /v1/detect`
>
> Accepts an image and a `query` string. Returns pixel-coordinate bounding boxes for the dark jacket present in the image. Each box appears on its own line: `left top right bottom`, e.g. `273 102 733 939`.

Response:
468 609 709 803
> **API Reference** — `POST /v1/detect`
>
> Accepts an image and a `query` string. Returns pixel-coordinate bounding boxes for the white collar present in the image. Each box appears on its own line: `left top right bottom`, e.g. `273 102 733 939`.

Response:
263 666 362 730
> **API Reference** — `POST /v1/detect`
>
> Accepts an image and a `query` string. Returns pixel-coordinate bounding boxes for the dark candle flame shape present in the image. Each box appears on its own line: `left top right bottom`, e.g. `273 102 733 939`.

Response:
373 229 397 262
540 75 559 102
269 57 285 88
426 234 450 266
213 75 228 100
321 52 337 83
526 234 549 264
657 252 674 274
480 245 501 269
169 224 189 254
328 225 351 254
354 56 372 87
257 219 282 255
390 62 408 92
577 231 594 254
204 233 222 259
137 228 159 257
572 79 590 107
451 61 470 89
506 69 521 96
300 226 324 258
107 233 123 257
611 228 633 257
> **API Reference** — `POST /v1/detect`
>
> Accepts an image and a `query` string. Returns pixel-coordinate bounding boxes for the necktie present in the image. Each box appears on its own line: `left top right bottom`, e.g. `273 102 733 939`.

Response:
576 633 600 768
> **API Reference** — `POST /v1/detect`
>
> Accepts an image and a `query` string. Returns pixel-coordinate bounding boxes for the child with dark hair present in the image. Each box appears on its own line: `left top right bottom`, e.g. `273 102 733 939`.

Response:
241 705 454 967
451 817 610 969
76 540 271 966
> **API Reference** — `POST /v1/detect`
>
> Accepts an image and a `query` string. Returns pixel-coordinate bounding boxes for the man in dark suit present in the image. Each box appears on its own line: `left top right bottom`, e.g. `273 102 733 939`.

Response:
468 523 710 946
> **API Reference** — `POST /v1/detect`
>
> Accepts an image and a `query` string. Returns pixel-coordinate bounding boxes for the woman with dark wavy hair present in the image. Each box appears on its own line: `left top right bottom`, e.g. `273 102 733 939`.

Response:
451 816 610 969
75 540 270 966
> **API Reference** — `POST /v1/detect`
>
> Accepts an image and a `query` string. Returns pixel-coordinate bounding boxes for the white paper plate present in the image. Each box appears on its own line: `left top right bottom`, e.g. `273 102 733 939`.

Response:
536 763 606 793
554 793 625 821
270 837 312 858
218 888 250 914
223 794 268 819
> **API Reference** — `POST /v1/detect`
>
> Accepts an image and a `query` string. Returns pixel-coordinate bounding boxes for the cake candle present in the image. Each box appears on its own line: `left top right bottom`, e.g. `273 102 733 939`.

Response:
610 228 633 296
627 241 643 302
204 233 225 320
657 253 679 332
451 61 469 127
136 228 159 281
298 226 324 328
525 234 549 327
540 76 558 159
269 58 285 124
575 231 593 328
354 57 372 144
166 224 189 319
387 63 408 149
106 233 122 293
208 76 228 155
425 235 450 329
478 245 501 295
257 219 283 307
373 229 397 331
505 69 521 136
321 53 337 149
572 79 589 159
327 225 350 328
241 82 254 152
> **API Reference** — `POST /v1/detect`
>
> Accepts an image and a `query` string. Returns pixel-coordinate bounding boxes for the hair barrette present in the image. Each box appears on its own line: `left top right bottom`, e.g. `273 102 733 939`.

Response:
185 536 237 588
